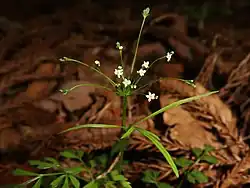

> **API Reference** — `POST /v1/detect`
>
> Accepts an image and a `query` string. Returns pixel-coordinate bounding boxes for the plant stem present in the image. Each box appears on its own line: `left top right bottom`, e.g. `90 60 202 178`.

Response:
62 57 117 86
118 96 128 173
122 96 127 127
130 18 146 75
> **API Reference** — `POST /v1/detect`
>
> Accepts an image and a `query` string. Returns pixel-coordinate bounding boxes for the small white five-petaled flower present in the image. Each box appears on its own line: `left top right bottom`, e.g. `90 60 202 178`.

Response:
94 60 100 66
142 61 149 69
118 46 123 50
146 92 158 102
122 78 131 87
166 51 174 62
114 66 124 78
137 69 146 77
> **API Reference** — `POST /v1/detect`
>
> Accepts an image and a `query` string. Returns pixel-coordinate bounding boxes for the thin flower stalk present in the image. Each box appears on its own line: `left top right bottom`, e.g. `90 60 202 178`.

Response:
130 16 147 75
60 57 117 87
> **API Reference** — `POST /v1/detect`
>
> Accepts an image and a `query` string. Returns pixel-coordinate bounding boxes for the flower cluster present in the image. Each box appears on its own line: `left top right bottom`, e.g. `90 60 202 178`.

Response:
114 65 137 89
137 61 149 77
90 48 176 102
166 51 174 62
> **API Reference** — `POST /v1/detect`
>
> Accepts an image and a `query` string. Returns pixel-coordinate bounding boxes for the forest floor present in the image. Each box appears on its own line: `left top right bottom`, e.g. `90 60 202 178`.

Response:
0 0 249 187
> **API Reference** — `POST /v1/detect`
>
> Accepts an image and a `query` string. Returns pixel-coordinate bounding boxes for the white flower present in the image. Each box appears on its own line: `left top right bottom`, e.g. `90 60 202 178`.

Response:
118 46 123 50
114 66 123 78
122 78 131 87
94 60 100 66
166 51 174 62
137 69 146 77
146 92 158 102
142 61 149 68
131 85 137 89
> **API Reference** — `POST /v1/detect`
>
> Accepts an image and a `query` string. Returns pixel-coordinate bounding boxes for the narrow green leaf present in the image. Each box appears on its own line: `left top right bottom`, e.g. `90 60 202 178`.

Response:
44 157 60 166
190 170 208 183
137 129 179 177
60 124 120 134
64 166 84 175
201 155 217 164
62 176 69 188
134 91 218 126
120 180 132 188
69 175 80 188
60 150 80 160
50 175 65 188
135 127 160 140
28 160 55 169
175 157 194 168
192 148 203 158
111 139 129 157
32 177 42 188
84 181 99 188
121 126 135 139
157 182 173 188
13 168 38 176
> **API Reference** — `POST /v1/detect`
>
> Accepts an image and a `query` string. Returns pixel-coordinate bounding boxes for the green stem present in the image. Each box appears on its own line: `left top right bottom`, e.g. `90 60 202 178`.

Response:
61 57 117 87
118 96 128 173
130 18 146 75
119 50 125 73
122 96 127 127
62 83 113 94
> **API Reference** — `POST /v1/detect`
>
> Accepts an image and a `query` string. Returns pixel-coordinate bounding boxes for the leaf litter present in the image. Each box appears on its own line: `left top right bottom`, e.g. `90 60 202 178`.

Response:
0 1 249 187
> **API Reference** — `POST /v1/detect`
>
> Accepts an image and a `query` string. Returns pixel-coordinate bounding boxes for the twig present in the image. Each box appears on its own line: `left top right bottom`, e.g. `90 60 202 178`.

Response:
96 152 122 180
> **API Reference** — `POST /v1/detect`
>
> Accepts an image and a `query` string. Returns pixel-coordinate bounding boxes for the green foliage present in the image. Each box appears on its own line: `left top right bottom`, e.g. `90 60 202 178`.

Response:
192 145 218 164
186 170 208 184
111 139 129 157
13 169 39 176
175 157 194 168
13 6 220 188
136 127 178 177
60 149 84 161
13 154 84 188
177 145 218 186
142 170 173 188
28 159 60 170
84 181 99 188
